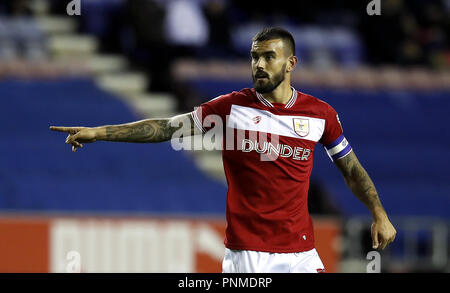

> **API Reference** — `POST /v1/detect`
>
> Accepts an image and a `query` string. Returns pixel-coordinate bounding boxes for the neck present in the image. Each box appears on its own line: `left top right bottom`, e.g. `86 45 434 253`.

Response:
261 78 293 104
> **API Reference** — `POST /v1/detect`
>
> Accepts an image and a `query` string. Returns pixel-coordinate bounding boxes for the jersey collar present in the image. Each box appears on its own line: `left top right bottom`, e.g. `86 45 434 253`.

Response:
255 87 298 109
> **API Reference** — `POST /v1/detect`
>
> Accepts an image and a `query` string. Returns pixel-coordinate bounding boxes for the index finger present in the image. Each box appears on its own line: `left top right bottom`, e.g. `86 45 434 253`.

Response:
50 126 83 134
371 224 379 249
49 126 72 132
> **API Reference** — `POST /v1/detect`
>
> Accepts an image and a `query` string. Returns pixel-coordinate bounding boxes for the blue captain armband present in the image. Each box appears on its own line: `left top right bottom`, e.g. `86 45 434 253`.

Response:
324 134 353 162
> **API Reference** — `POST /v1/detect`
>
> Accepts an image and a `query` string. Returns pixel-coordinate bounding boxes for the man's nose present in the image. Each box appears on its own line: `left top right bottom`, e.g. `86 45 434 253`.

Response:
255 58 266 69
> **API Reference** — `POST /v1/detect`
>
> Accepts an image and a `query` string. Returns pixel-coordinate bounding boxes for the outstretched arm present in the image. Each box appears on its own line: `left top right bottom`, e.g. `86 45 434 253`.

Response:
50 113 198 151
334 151 396 250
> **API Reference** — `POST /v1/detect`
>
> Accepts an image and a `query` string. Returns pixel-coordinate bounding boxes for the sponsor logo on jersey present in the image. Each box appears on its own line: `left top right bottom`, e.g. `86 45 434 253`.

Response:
252 116 261 124
241 139 312 161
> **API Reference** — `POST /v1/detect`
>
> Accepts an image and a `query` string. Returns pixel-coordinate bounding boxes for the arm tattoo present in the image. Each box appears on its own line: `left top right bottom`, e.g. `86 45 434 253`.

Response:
335 152 385 213
103 114 196 143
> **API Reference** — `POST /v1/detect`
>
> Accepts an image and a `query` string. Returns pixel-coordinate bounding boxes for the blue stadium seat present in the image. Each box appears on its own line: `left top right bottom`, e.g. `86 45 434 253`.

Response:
0 78 227 215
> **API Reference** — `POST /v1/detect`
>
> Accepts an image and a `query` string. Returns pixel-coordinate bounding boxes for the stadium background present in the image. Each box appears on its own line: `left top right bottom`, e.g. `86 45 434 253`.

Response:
0 0 449 273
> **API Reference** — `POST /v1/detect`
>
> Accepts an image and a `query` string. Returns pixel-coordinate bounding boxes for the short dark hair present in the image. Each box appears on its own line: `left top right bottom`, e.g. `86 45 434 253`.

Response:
252 27 296 56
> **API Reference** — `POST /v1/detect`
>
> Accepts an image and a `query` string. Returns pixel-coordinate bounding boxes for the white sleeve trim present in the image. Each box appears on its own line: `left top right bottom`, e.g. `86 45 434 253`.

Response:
191 109 206 133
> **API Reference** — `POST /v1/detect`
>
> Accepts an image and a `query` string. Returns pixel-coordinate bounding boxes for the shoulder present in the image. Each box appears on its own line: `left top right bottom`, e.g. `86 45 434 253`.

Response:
300 91 333 109
205 88 254 104
224 88 255 99
296 90 337 117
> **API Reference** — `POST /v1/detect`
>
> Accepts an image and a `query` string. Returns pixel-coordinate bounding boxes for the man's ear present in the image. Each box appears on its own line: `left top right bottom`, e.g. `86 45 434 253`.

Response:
286 56 298 72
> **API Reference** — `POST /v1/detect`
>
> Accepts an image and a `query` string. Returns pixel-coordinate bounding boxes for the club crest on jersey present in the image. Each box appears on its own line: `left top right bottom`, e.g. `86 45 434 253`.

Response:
293 118 309 137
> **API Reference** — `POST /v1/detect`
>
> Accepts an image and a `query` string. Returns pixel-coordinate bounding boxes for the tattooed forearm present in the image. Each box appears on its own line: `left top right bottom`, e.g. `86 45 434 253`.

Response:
97 114 196 143
103 120 177 142
335 152 386 216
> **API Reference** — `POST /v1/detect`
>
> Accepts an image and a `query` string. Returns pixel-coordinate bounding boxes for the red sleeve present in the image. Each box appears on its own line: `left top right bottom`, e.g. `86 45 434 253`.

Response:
320 104 343 146
191 93 233 133
320 104 353 162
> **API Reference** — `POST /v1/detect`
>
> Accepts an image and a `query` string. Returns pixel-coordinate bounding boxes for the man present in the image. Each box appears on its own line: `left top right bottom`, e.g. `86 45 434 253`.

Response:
50 27 396 273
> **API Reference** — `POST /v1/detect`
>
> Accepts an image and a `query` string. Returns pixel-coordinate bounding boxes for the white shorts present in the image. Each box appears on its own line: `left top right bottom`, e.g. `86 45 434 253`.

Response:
222 248 325 273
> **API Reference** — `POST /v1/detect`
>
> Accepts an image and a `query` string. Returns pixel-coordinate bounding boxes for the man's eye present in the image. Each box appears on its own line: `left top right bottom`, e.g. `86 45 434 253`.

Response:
266 55 274 60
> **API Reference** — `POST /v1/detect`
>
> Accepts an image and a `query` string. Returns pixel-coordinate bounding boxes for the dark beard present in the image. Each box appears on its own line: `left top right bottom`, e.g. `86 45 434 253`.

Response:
252 64 286 94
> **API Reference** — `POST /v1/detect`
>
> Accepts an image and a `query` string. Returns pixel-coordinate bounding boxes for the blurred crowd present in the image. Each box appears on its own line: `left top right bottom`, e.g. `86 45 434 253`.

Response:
0 0 449 90
0 0 47 61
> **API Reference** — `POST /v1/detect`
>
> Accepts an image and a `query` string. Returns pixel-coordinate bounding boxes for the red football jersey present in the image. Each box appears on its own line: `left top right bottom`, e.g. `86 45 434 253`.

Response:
191 87 352 252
